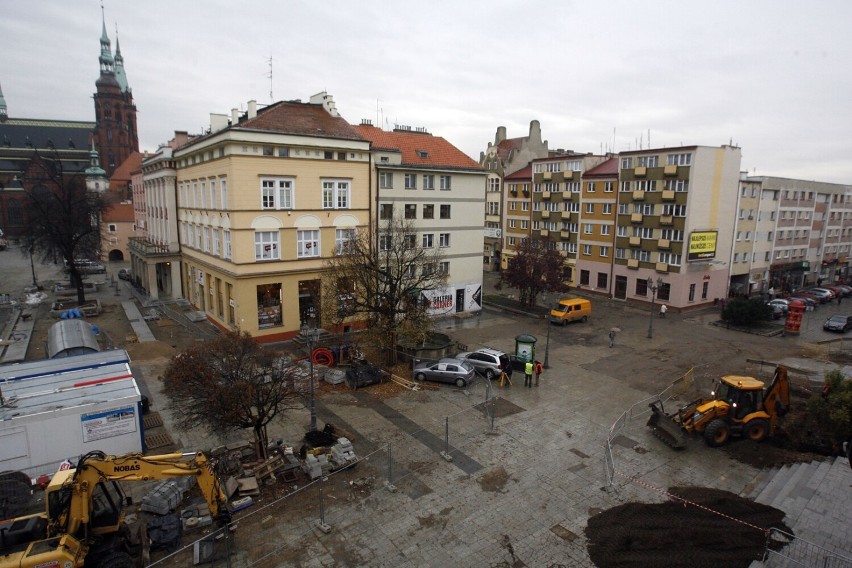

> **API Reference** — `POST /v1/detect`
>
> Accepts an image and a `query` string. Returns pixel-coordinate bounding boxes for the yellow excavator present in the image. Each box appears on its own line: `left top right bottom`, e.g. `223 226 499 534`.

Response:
0 450 229 568
648 365 790 449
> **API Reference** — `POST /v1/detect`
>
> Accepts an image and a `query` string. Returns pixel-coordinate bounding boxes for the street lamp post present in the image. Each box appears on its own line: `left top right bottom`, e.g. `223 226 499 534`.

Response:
300 321 321 432
542 292 551 369
647 276 664 339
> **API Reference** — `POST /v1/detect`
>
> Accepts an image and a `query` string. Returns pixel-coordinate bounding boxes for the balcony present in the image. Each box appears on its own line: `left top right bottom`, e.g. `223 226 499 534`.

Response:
632 190 645 201
631 213 644 223
660 215 674 225
541 210 550 219
629 236 642 246
542 171 552 180
128 237 179 257
560 230 572 239
656 262 669 273
662 190 676 201
542 191 551 199
540 229 549 237
658 238 671 249
664 164 678 176
634 166 647 177
627 259 640 269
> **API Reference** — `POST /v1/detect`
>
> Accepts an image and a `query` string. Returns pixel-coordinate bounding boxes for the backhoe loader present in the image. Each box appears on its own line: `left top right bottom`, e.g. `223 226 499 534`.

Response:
0 450 229 568
647 365 790 449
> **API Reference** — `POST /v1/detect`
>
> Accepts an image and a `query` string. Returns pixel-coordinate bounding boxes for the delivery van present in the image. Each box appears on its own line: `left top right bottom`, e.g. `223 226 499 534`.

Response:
549 298 592 325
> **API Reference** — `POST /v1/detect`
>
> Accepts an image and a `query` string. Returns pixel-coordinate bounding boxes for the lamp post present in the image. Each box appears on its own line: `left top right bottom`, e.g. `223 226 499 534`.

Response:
541 292 551 369
300 321 321 432
647 276 664 339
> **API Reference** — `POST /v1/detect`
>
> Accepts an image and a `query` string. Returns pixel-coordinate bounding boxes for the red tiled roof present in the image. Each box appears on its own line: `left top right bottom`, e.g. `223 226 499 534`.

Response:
238 101 365 141
102 200 135 222
109 151 143 190
504 164 532 180
584 157 619 177
354 125 481 170
495 137 523 162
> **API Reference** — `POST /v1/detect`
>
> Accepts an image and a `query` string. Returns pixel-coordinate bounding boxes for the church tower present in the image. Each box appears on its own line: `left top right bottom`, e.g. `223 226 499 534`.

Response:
93 11 138 177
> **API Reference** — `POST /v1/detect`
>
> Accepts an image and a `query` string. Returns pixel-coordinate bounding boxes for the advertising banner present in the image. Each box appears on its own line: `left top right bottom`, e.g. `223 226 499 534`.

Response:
688 230 718 261
81 406 138 443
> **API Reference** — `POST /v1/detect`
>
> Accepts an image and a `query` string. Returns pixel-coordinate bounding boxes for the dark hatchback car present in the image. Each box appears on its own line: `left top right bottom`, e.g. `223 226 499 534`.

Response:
823 314 852 333
413 358 476 387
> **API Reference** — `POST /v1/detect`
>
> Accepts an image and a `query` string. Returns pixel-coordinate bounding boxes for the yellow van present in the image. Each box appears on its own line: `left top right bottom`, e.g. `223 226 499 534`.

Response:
549 298 592 325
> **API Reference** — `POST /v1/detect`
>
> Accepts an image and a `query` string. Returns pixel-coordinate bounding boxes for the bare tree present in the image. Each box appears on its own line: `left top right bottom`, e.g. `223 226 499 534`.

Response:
21 152 107 303
321 218 449 365
499 236 567 307
162 331 304 459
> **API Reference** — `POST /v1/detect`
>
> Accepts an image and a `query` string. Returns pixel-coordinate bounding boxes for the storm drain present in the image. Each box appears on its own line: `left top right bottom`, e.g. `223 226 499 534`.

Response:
143 412 164 429
145 431 174 450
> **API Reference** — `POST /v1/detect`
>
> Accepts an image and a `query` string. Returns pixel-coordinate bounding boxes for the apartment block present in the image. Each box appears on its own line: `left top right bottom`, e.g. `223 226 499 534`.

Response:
175 93 371 342
730 176 852 295
613 145 742 309
356 122 487 315
575 157 619 291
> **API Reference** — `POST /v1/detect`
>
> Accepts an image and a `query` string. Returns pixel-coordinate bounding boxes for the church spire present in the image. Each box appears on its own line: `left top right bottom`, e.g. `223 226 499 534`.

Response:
98 5 114 75
0 82 7 120
114 25 130 93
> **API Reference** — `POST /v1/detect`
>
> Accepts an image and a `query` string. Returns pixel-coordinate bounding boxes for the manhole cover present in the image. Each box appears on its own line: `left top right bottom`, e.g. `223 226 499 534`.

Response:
143 412 163 429
145 431 174 449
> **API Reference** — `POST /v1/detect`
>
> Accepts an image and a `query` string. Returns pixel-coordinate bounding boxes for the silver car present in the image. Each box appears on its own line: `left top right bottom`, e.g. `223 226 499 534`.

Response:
413 358 476 388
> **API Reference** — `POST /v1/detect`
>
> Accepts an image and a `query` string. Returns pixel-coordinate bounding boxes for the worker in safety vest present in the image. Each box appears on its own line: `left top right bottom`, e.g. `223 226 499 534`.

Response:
524 360 534 388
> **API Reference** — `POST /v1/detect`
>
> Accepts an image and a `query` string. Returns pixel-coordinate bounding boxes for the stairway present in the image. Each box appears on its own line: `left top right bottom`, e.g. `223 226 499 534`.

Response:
744 457 852 567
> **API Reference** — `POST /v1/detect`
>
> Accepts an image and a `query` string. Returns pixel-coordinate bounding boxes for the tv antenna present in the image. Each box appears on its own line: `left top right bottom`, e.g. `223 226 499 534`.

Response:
266 54 274 102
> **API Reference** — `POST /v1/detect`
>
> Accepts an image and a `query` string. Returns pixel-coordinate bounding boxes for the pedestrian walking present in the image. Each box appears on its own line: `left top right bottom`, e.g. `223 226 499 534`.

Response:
524 360 534 388
609 330 616 348
659 304 667 318
534 360 543 386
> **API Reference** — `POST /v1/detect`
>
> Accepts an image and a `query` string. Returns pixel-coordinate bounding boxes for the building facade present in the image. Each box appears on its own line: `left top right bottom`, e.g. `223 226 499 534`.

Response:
356 122 487 315
175 93 371 342
611 145 742 309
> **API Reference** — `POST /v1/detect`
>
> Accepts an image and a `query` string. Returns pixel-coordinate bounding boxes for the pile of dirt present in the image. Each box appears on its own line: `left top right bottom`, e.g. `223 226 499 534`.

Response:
585 487 790 568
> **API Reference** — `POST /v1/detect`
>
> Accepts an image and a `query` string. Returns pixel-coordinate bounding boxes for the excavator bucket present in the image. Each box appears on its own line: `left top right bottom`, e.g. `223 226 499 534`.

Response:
647 400 688 449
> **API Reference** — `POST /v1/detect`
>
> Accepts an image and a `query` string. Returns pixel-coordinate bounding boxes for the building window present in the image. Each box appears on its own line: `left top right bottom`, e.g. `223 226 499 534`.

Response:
666 153 692 166
203 227 211 252
689 283 696 302
438 262 449 275
405 174 417 189
213 229 220 256
440 175 452 190
297 230 320 258
636 278 648 296
423 204 434 219
379 172 393 189
604 181 614 193
702 281 709 299
423 233 434 248
586 203 595 214
587 182 595 193
600 246 609 257
658 283 671 302
439 233 450 248
261 178 294 210
255 231 279 260
580 270 590 286
405 204 417 219
380 204 393 220
583 244 592 255
380 235 392 251
584 224 593 234
322 180 350 209
423 175 435 190
602 203 613 215
621 157 633 169
220 178 228 209
108 224 117 232
440 205 451 219
597 272 608 288
223 230 231 259
335 229 354 254
601 225 611 236
209 180 217 209
404 234 417 249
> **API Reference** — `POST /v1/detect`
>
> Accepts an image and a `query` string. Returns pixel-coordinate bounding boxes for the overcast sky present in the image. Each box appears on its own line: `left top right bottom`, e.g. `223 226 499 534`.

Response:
2 1 850 183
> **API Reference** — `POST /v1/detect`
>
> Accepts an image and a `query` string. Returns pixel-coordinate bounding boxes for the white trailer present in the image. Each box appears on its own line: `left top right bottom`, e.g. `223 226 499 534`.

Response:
0 350 143 477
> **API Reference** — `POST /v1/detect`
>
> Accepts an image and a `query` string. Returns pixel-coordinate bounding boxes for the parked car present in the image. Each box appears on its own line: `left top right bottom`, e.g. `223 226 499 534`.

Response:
767 299 789 315
796 291 825 304
118 268 132 281
412 358 476 387
455 348 512 380
766 303 785 320
823 314 852 333
823 285 846 299
807 288 835 303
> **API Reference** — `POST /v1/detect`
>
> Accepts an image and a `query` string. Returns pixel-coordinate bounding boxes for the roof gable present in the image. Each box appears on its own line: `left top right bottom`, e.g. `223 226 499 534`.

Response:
354 125 481 170
237 101 366 141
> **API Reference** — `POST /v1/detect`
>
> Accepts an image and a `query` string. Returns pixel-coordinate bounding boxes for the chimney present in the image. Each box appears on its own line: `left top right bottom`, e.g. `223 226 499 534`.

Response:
247 100 257 119
231 108 239 124
209 113 229 132
360 119 372 126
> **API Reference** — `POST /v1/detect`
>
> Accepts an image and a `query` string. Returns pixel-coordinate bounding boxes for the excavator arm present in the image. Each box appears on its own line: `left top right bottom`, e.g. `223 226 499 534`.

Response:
59 451 229 538
762 365 790 432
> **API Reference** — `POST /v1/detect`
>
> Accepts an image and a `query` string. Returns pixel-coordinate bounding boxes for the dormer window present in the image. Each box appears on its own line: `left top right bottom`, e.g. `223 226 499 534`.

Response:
416 149 429 159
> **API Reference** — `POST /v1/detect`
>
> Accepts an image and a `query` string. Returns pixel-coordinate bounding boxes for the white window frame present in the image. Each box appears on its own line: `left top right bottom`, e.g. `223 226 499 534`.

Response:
220 178 228 209
261 177 295 210
423 174 435 190
404 173 417 190
439 233 450 248
255 231 280 261
440 175 452 190
223 230 231 259
335 228 354 255
297 229 320 258
322 179 351 209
